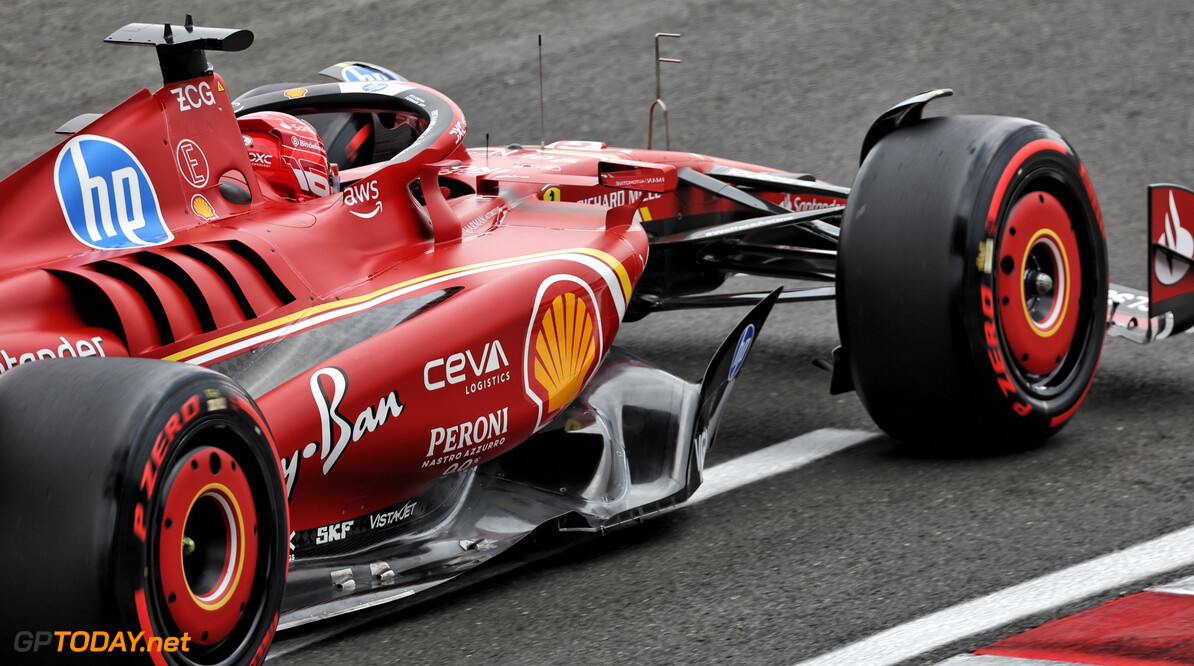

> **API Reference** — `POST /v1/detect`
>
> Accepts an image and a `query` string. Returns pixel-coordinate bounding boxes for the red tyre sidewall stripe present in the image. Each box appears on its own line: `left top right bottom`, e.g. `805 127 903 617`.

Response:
980 140 1068 420
1079 163 1106 236
134 589 170 666
129 383 285 661
985 138 1069 235
250 613 278 666
979 137 1089 424
228 391 289 553
1048 344 1101 428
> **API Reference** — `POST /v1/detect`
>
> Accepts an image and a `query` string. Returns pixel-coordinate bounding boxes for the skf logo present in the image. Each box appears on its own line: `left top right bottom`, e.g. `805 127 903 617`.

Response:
315 520 353 545
524 281 602 427
54 135 173 249
1155 190 1193 286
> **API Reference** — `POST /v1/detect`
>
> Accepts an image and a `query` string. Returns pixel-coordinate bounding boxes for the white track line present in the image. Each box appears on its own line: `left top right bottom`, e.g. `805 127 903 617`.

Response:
794 523 1194 666
934 573 1194 665
691 428 877 504
1151 572 1194 596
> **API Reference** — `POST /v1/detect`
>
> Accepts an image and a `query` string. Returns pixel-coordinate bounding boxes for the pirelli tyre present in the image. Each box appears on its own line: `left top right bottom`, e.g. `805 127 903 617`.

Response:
0 358 287 665
837 115 1107 449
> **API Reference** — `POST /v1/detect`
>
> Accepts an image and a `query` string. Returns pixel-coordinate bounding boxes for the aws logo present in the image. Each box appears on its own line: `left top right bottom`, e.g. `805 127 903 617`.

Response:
54 135 172 250
523 278 603 427
343 179 382 219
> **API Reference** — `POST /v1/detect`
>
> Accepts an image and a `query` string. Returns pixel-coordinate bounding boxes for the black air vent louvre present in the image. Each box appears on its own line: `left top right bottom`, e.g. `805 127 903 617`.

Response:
177 245 258 318
91 260 174 345
133 251 217 332
227 240 296 305
51 239 299 354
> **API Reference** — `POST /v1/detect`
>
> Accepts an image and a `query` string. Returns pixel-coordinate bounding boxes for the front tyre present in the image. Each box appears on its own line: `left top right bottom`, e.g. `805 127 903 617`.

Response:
0 359 287 665
837 115 1107 449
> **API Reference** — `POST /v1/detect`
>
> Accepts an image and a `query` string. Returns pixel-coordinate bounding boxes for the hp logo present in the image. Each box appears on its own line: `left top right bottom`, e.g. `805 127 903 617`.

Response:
342 66 390 82
54 135 172 249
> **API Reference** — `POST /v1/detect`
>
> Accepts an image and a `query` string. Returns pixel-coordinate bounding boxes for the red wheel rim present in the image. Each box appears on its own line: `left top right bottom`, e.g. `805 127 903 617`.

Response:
996 191 1082 377
158 446 258 645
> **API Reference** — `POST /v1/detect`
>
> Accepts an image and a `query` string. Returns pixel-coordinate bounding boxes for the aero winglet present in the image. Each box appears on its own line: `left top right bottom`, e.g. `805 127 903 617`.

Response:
421 161 463 243
605 192 644 231
860 89 953 164
691 289 780 469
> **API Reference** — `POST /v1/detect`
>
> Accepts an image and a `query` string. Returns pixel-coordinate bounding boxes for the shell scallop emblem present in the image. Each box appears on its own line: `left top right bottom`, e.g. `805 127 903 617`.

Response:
191 194 216 220
533 292 596 412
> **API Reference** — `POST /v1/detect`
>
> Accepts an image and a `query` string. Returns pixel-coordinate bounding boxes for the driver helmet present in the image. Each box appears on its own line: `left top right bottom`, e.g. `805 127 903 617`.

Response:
238 111 335 201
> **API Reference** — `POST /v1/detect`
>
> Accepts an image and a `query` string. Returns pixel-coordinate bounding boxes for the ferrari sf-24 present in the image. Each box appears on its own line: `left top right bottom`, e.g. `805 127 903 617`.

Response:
4 17 1178 665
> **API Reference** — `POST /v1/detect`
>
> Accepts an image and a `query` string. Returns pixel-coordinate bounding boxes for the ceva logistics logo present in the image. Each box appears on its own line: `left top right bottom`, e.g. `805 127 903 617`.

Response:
54 135 173 250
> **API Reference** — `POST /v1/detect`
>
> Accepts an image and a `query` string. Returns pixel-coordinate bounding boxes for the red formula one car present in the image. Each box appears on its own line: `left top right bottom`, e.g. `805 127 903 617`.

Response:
0 19 1115 665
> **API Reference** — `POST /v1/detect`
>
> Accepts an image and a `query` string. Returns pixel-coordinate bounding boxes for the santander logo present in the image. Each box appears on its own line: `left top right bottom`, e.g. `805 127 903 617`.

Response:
1155 191 1193 286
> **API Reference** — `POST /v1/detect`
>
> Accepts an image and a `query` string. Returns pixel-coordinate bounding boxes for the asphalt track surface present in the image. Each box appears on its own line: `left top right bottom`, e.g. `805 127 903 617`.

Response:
4 1 1194 664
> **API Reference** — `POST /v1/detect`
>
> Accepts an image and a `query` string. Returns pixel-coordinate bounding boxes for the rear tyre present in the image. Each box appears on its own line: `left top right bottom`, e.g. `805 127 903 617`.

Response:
837 115 1107 449
0 358 287 664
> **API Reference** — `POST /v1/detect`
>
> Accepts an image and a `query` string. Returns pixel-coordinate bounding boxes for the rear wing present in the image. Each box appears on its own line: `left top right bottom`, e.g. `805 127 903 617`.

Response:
104 16 253 84
1108 184 1194 343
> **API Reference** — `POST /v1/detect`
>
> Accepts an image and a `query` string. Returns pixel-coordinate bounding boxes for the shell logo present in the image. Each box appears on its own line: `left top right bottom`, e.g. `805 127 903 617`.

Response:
523 278 605 428
533 292 596 412
191 194 216 220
